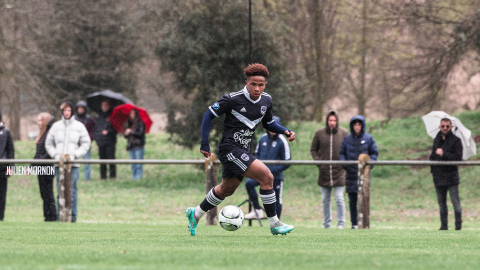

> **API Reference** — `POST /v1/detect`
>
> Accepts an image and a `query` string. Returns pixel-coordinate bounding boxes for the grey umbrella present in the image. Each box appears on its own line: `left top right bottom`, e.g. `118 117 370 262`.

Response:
86 89 133 114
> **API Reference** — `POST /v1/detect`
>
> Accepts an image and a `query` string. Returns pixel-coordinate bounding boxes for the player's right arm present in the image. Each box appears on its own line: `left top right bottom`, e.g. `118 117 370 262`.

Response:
200 95 231 158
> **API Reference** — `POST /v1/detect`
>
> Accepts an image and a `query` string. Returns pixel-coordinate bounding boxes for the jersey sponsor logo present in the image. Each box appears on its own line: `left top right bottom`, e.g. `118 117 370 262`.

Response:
212 102 220 110
240 107 246 112
233 129 255 148
241 153 249 161
361 140 365 144
261 106 267 115
272 141 277 147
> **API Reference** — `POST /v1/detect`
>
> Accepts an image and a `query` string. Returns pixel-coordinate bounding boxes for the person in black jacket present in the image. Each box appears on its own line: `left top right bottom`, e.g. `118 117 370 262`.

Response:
429 118 463 230
0 113 15 221
33 112 57 221
94 100 117 179
123 109 145 180
75 101 95 181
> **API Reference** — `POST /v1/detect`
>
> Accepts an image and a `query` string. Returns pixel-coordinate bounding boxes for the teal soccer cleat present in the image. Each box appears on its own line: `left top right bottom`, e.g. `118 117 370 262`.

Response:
270 224 294 236
185 207 198 236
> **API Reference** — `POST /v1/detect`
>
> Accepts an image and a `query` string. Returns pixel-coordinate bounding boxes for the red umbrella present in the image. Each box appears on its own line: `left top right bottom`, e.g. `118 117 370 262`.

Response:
109 104 153 134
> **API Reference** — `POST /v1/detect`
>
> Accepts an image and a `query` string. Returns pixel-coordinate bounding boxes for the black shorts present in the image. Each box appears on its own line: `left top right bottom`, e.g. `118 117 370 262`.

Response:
218 147 256 182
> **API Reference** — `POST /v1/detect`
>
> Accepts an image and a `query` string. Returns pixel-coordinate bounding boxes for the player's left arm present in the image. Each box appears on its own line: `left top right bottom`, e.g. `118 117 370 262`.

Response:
262 105 295 142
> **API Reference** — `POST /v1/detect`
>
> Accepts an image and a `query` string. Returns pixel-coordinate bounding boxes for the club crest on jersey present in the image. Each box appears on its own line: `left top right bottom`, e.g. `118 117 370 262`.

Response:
212 102 220 110
261 106 267 115
241 153 249 161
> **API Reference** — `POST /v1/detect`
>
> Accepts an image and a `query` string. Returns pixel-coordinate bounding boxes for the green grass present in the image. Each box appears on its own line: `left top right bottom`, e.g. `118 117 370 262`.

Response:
3 111 480 269
1 222 479 270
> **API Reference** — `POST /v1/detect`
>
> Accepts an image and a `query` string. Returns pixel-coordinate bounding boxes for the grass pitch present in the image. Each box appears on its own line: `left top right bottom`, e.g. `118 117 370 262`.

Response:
3 112 480 269
1 222 479 270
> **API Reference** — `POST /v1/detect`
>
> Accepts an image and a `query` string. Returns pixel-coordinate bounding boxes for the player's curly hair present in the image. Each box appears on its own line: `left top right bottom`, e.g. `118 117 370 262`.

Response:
244 63 269 79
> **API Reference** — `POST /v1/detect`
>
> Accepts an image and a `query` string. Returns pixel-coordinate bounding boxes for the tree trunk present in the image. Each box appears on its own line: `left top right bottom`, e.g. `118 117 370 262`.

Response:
313 0 324 121
358 0 368 116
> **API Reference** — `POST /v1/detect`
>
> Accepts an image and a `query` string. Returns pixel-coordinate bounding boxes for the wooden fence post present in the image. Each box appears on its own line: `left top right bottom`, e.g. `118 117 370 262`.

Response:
205 154 218 225
58 154 72 222
357 154 371 229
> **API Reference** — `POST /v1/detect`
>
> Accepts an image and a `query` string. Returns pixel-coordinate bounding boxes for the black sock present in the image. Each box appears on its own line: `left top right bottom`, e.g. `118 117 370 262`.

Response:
199 187 224 212
259 188 277 218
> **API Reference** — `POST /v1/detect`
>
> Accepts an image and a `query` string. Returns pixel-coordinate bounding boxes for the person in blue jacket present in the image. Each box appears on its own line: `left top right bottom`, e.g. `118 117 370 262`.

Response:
244 116 291 220
339 115 378 229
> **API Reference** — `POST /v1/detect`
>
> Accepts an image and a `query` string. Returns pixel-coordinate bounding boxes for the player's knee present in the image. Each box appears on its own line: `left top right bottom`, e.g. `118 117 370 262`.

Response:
265 171 274 183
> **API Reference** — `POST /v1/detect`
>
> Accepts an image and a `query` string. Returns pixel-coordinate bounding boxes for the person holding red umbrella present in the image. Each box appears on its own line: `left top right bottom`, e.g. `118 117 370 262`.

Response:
123 109 146 180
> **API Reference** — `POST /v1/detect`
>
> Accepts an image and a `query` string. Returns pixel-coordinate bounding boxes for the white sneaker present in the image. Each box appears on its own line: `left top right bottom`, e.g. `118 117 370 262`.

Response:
351 225 358 229
244 209 264 220
337 225 344 229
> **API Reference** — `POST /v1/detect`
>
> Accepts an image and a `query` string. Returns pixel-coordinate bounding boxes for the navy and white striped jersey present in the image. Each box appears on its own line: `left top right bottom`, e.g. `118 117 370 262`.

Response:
209 86 274 152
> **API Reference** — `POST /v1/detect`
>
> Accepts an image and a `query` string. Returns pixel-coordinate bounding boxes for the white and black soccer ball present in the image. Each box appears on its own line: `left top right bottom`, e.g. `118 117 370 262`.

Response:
218 205 244 231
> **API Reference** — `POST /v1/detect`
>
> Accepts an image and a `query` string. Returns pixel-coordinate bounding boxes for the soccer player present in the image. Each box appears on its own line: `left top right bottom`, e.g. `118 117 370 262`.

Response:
186 63 296 236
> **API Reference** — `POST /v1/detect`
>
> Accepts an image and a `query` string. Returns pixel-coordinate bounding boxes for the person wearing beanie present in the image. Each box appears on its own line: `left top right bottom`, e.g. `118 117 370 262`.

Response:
45 101 90 222
0 112 15 221
33 112 57 221
75 100 95 181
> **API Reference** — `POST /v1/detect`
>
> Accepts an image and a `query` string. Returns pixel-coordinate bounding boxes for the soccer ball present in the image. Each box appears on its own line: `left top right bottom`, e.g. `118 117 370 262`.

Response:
218 205 244 231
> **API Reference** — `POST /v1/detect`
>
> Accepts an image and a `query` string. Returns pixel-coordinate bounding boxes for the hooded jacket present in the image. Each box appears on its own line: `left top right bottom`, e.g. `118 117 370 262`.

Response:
0 122 14 172
75 100 95 141
94 109 117 147
429 130 462 186
45 115 91 167
339 115 378 193
255 116 291 180
34 115 55 161
310 111 349 187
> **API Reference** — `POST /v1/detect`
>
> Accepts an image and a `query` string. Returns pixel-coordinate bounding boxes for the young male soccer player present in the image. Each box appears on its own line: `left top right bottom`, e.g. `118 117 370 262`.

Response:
186 63 296 236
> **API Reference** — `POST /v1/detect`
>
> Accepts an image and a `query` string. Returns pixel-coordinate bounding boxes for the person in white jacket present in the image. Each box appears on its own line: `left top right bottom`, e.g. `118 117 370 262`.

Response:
46 101 91 222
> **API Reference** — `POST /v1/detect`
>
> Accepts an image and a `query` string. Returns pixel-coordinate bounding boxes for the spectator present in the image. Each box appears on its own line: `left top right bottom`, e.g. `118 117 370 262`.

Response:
429 118 463 230
75 100 95 181
94 100 117 179
339 115 378 229
310 111 349 229
33 112 57 221
123 109 146 180
244 116 291 220
46 101 90 222
0 113 14 221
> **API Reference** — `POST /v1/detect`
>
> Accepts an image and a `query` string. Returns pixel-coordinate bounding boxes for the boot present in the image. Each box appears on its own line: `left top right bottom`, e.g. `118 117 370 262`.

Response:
455 211 462 230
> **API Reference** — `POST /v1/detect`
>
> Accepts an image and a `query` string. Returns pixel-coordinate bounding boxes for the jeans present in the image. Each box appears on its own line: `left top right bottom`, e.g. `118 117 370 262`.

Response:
321 186 346 228
55 167 79 222
435 185 462 230
348 192 358 226
83 148 91 180
99 145 116 179
38 173 57 221
245 178 283 218
0 173 7 220
129 147 144 180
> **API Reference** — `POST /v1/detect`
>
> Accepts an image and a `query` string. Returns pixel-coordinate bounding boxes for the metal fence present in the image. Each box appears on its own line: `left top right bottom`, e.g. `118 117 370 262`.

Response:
3 155 476 226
